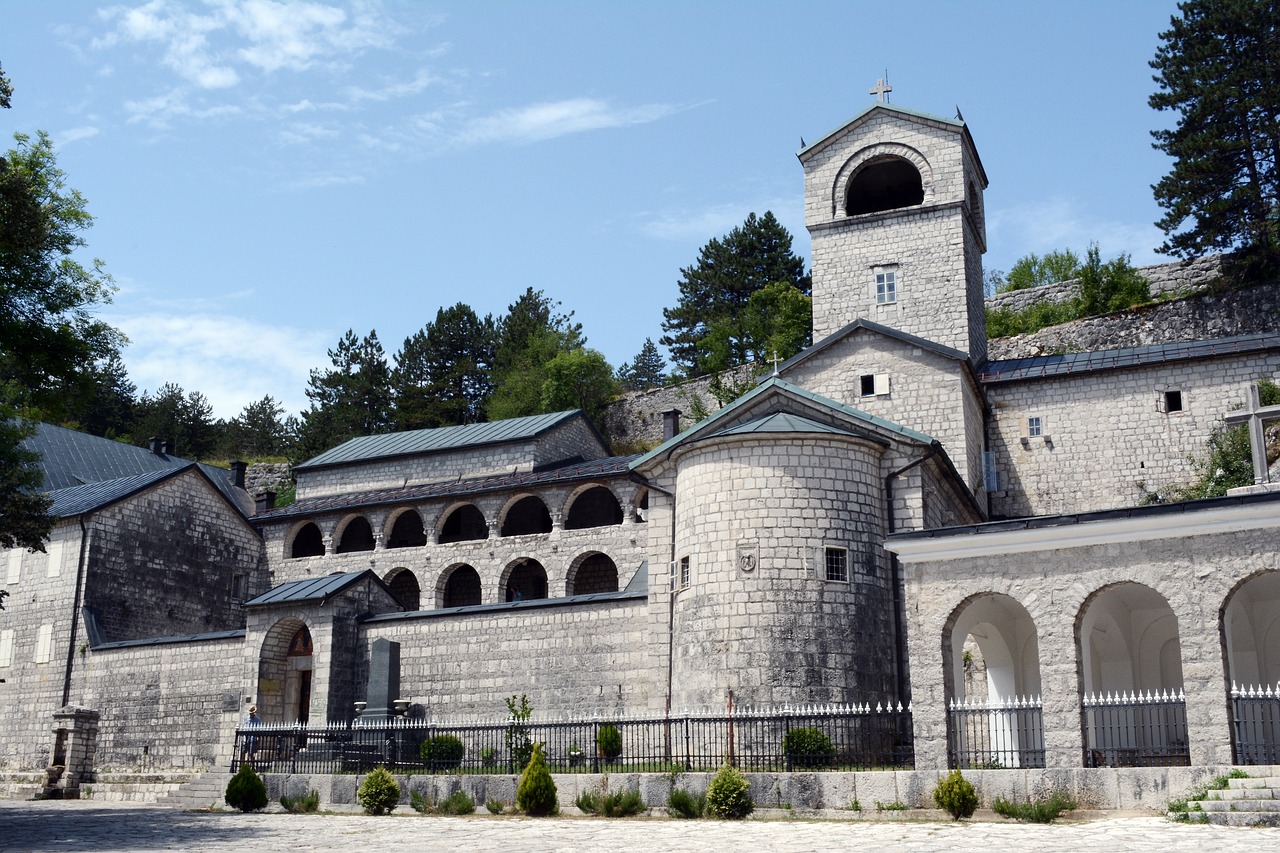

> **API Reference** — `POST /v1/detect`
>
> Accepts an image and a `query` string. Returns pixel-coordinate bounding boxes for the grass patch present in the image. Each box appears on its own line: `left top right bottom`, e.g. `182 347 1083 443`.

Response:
576 787 646 817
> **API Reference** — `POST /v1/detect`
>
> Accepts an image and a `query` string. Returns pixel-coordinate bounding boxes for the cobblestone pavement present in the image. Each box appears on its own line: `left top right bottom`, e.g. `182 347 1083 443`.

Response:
2 801 1279 853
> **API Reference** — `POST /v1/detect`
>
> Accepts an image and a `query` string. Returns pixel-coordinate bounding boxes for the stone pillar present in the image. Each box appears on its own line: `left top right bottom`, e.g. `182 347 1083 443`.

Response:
48 707 100 798
621 503 635 526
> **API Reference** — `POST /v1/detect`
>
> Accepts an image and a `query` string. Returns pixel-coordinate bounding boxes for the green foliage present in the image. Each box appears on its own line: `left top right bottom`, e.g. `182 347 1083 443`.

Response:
596 724 622 761
539 347 617 432
420 734 466 770
485 798 505 814
219 395 295 460
704 763 753 819
695 281 812 380
1168 770 1247 822
272 480 297 508
661 211 810 377
412 788 476 815
992 792 1077 823
781 726 834 768
0 61 12 108
131 382 218 460
480 746 498 767
985 300 1079 338
616 338 667 391
933 770 978 820
488 288 588 422
356 766 401 815
1164 378 1280 500
0 416 51 550
294 329 393 463
667 787 706 819
576 786 646 817
997 249 1082 292
224 764 268 812
515 742 558 816
392 303 495 430
1150 0 1280 275
505 694 533 771
875 800 909 811
279 788 320 813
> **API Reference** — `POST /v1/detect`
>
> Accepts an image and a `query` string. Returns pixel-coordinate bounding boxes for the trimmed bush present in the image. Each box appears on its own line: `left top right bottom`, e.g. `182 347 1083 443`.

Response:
705 764 753 819
667 787 706 819
279 788 319 813
420 734 466 770
933 770 978 820
596 724 622 761
577 787 645 817
224 763 268 812
782 726 834 768
357 767 401 815
515 743 558 816
992 791 1076 823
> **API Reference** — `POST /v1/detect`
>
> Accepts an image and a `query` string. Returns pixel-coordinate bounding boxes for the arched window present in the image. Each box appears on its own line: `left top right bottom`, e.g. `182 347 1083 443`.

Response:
385 568 420 611
386 511 425 548
441 564 482 608
501 497 552 537
290 523 324 558
565 487 623 530
504 558 548 602
439 505 488 544
335 517 375 553
1221 570 1280 764
846 158 924 216
568 553 618 595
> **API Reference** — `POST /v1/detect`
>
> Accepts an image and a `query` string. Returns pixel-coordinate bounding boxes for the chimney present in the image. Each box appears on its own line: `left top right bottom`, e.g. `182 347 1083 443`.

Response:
254 491 276 515
662 409 682 441
160 440 171 456
229 460 247 490
148 436 161 455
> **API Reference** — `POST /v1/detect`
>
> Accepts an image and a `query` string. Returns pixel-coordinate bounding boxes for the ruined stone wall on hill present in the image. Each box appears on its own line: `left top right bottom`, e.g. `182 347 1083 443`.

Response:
603 363 759 451
984 255 1223 314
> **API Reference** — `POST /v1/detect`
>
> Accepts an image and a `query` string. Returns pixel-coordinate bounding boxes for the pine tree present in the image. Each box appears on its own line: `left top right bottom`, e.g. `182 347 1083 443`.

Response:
1150 0 1280 275
294 329 393 460
131 383 218 460
488 289 584 421
392 303 495 430
617 338 667 391
660 211 810 377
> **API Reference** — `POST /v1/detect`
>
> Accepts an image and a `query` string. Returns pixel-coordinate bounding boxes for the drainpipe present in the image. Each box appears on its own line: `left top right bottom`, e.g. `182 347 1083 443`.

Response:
62 517 92 708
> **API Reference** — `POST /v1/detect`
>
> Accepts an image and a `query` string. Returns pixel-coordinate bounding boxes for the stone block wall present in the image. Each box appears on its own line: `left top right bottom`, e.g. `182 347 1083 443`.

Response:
603 363 759 450
985 255 1223 316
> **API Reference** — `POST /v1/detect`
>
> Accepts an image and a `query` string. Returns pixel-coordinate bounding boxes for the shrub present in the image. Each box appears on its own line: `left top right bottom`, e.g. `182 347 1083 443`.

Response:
992 791 1076 823
481 746 498 767
279 788 319 813
224 763 268 812
357 767 401 815
781 727 834 768
485 799 505 815
667 787 706 819
596 724 622 761
577 787 645 817
420 734 466 770
515 743 558 816
438 790 476 815
705 764 753 819
505 695 534 771
933 770 978 820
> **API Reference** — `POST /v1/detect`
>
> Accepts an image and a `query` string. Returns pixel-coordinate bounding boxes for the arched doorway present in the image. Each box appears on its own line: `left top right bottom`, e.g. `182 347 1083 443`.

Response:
943 593 1043 768
258 619 314 724
567 552 619 595
439 564 482 608
438 504 488 543
385 568 420 611
503 558 548 602
1222 570 1280 764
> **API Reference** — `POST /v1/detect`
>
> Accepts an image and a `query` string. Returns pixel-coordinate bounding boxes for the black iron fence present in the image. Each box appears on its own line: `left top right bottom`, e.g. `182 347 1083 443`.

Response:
1232 683 1280 765
231 702 914 775
947 695 1045 769
1081 690 1189 767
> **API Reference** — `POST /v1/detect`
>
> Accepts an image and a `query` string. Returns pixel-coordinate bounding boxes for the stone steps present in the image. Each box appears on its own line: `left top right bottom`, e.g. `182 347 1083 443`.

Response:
155 771 231 810
1184 776 1280 827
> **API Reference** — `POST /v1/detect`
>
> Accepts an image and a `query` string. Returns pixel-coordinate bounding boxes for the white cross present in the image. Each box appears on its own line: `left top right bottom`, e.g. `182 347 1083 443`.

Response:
869 77 892 103
770 351 782 376
1223 383 1280 484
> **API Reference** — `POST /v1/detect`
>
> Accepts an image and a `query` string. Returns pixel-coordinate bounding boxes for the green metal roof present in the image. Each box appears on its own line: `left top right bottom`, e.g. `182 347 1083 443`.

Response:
706 411 875 441
245 570 382 607
295 410 584 471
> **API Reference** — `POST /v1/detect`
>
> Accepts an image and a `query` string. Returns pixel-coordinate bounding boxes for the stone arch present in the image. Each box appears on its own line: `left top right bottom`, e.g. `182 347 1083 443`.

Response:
385 508 426 549
258 617 314 723
566 551 619 596
437 503 488 544
334 515 375 553
436 563 483 608
384 567 420 611
942 592 1043 768
502 557 548 602
500 495 552 537
563 485 623 530
289 522 325 559
832 142 932 218
1221 569 1280 688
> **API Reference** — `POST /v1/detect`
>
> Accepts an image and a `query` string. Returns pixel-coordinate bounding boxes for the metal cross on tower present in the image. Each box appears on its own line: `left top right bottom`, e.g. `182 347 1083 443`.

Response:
1223 383 1280 485
869 75 892 103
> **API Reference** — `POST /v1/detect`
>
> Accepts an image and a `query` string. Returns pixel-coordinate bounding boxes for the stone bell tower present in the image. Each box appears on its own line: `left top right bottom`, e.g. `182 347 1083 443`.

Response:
798 102 989 363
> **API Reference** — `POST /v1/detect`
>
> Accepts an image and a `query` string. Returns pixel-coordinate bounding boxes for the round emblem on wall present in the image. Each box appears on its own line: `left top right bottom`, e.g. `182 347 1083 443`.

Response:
736 541 759 574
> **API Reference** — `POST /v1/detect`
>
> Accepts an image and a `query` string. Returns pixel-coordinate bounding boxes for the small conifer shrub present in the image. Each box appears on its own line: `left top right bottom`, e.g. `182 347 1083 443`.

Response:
933 770 978 820
515 743 558 816
705 763 753 819
420 734 466 770
596 724 622 761
357 767 401 815
224 763 268 812
667 787 706 819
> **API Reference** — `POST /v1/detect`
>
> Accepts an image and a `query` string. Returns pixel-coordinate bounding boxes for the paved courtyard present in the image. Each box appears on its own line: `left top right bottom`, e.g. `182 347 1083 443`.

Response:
2 801 1279 853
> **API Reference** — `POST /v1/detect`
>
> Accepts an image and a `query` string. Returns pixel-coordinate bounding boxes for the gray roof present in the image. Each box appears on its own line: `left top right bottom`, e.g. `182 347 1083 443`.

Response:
979 333 1280 385
244 570 384 608
47 466 188 518
706 412 871 441
294 411 588 472
773 317 970 378
23 422 199 491
362 588 648 625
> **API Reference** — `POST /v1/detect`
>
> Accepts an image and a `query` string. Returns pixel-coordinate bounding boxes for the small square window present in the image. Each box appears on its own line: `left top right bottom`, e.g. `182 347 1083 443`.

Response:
859 374 890 397
824 547 848 583
1163 390 1183 413
1027 416 1042 438
875 269 897 304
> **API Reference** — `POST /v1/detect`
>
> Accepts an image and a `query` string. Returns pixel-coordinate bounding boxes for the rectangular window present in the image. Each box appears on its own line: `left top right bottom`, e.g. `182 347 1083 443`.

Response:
858 374 890 397
5 549 20 585
1162 390 1184 413
0 629 13 667
679 556 690 589
875 269 897 304
232 573 246 602
35 624 53 664
824 547 848 583
45 540 63 579
1027 416 1042 438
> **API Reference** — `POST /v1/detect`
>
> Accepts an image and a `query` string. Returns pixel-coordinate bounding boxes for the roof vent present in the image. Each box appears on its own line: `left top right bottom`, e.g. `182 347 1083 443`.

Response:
148 436 162 455
254 491 276 514
229 460 247 490
662 409 682 441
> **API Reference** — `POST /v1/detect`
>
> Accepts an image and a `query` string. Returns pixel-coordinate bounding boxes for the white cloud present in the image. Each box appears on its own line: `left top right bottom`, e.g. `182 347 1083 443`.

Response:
457 98 681 146
343 68 437 103
106 310 331 418
56 126 102 145
637 197 801 245
986 197 1168 271
124 88 242 128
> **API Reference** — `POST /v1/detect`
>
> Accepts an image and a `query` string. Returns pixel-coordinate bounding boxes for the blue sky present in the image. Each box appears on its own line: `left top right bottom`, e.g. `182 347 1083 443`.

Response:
4 0 1182 419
